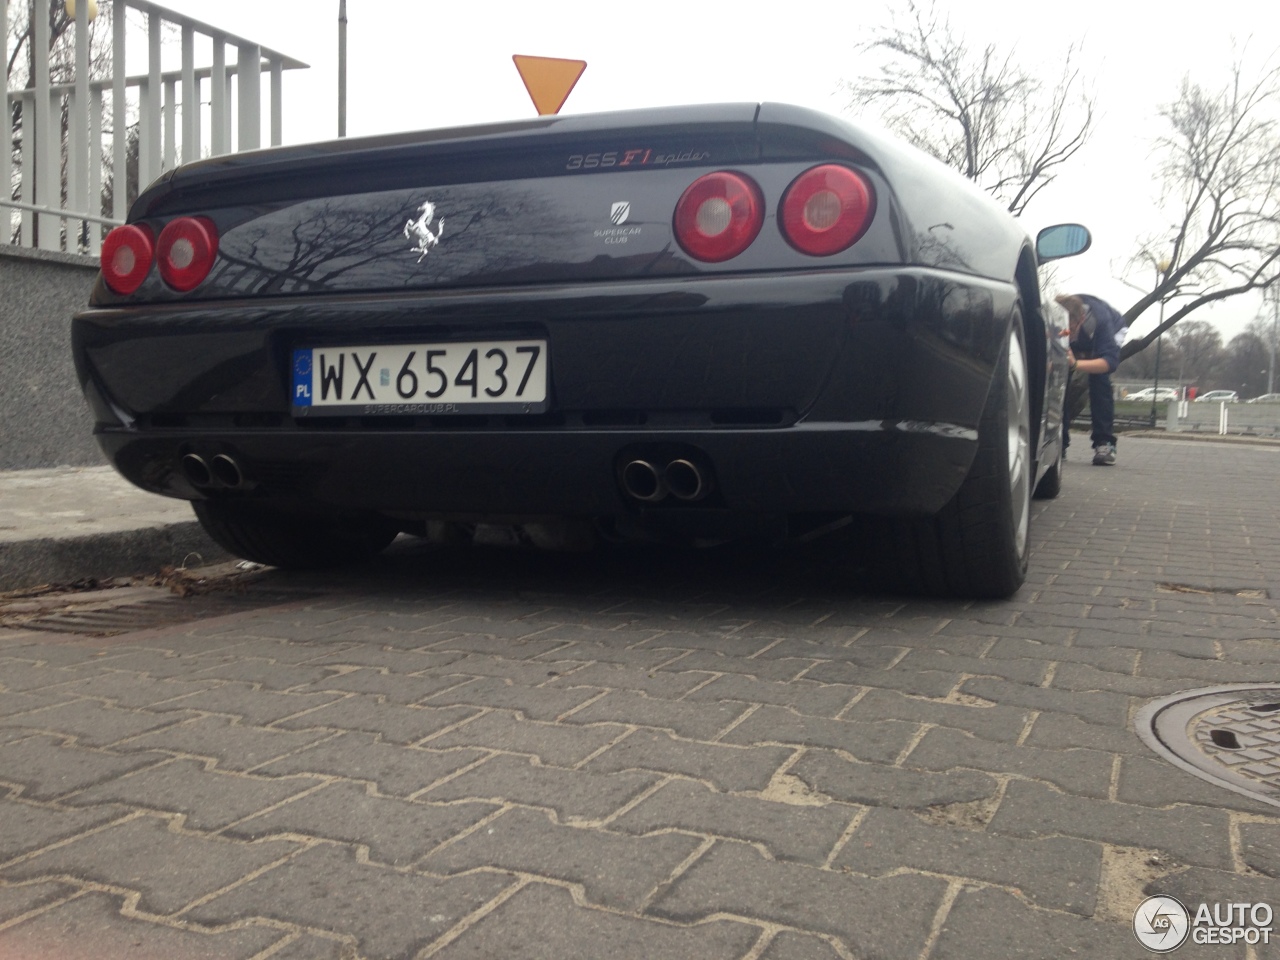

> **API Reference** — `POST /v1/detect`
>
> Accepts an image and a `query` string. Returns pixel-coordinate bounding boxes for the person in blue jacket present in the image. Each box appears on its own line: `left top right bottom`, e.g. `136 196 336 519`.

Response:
1056 293 1125 466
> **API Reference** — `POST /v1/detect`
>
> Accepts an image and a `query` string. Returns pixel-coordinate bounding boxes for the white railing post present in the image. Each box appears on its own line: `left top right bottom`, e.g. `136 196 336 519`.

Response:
71 0 92 251
1219 403 1228 435
112 0 128 223
33 0 58 249
163 76 176 169
89 85 103 253
270 59 282 146
210 36 228 156
181 23 197 163
0 0 9 243
237 42 261 151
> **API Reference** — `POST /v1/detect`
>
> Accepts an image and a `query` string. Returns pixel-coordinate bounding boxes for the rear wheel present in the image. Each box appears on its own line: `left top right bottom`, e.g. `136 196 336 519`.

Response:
882 312 1032 598
193 500 399 569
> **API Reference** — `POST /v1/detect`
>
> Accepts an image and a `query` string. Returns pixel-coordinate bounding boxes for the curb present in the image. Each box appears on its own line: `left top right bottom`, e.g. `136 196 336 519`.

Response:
0 522 230 593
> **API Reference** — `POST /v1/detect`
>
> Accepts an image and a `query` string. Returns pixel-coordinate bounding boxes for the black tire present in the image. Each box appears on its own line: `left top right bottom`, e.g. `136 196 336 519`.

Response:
1033 445 1063 500
880 312 1032 598
193 500 399 569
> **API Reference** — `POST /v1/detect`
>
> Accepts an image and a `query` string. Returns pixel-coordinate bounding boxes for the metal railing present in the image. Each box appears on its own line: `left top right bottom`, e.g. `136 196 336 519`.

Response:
3 0 307 254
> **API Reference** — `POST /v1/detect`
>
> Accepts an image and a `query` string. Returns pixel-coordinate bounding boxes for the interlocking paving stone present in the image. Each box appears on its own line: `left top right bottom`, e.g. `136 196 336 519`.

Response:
0 691 62 718
0 797 128 862
275 695 479 744
256 733 486 797
1240 821 1280 878
0 700 187 747
31 673 219 708
0 735 165 800
420 806 702 909
650 841 948 960
958 676 1133 726
718 705 920 764
114 715 334 770
228 780 497 865
66 758 320 830
988 781 1236 870
1116 755 1280 816
0 891 285 960
655 648 819 680
930 887 1148 960
305 667 468 704
758 930 847 960
837 688 1031 742
424 710 625 766
2 816 298 915
185 843 512 960
904 726 1114 798
836 807 1102 914
422 753 659 822
610 778 856 865
419 632 571 658
258 933 354 960
433 882 760 959
1149 865 1280 912
545 661 711 699
984 636 1138 672
0 660 84 692
791 749 999 809
302 645 465 671
144 683 345 725
0 880 77 922
416 674 604 721
430 655 594 687
746 638 906 670
1022 710 1150 756
559 689 747 740
681 674 861 717
587 728 791 793
896 648 1052 684
805 661 961 698
1049 661 1192 697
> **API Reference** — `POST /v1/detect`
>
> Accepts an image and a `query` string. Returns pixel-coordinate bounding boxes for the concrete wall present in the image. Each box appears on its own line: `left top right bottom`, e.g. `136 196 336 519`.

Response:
0 246 103 469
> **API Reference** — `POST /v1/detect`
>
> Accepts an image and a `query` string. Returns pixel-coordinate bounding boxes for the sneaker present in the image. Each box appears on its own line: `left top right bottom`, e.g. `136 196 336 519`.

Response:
1092 443 1116 466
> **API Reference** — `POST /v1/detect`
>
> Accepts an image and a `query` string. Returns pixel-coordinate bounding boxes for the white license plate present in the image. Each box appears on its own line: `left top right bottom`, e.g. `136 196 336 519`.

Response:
291 340 548 415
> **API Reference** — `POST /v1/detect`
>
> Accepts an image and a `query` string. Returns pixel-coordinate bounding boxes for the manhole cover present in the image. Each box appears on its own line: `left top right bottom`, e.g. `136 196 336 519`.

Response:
1136 685 1280 810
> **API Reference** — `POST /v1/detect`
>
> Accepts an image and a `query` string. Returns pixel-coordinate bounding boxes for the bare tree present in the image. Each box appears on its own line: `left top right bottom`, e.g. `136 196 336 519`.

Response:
1120 58 1280 360
842 0 1093 216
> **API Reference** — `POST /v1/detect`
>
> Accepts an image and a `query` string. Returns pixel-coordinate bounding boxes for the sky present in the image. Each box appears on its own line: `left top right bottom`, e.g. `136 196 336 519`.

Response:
143 0 1280 343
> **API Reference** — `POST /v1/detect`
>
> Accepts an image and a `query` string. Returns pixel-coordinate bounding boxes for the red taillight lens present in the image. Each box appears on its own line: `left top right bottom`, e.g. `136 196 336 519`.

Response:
673 171 764 262
100 224 154 295
157 216 219 292
779 164 875 256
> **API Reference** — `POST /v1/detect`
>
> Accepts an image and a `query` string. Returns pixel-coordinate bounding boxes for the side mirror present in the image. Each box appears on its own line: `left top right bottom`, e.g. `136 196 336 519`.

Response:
1036 223 1092 261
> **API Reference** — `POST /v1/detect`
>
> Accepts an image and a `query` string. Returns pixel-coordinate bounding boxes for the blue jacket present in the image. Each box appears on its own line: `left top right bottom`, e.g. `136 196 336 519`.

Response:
1072 294 1124 373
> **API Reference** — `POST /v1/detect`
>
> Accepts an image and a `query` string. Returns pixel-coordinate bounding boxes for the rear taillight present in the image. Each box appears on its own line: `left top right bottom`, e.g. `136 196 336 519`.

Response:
673 171 764 262
156 216 219 292
779 164 875 256
100 224 154 295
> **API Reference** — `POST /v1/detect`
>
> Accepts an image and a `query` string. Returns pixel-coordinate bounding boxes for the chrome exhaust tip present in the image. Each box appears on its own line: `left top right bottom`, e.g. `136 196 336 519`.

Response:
621 459 666 501
209 453 244 488
664 459 708 501
181 453 212 487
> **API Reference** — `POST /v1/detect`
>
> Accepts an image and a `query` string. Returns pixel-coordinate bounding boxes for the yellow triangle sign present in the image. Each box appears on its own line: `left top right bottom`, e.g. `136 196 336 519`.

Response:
513 55 587 116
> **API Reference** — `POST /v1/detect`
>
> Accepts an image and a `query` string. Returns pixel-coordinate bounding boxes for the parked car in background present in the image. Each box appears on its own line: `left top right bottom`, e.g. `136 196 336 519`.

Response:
74 103 1092 598
1127 387 1180 403
1247 393 1280 403
1195 390 1239 403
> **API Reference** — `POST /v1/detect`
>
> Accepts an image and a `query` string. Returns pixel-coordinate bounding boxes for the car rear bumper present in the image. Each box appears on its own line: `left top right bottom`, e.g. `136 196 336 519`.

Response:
75 266 1018 518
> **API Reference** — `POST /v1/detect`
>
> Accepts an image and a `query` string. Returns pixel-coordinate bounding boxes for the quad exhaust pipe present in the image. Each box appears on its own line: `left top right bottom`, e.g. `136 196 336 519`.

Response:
182 451 246 489
620 457 711 503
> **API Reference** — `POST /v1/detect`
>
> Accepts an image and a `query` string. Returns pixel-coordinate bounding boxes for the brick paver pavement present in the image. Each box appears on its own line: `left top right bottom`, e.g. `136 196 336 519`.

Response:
1 436 1279 959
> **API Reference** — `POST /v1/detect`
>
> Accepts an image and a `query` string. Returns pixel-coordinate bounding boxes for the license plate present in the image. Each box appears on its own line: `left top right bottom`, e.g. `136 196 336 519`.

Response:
291 340 548 416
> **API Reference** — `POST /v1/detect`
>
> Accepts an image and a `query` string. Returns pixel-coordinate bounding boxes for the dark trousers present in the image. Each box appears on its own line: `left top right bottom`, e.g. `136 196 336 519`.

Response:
1063 370 1116 449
